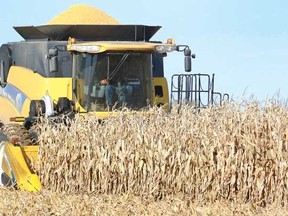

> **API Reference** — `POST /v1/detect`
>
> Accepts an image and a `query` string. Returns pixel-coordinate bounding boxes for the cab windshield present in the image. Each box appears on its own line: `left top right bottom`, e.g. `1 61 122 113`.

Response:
74 52 152 111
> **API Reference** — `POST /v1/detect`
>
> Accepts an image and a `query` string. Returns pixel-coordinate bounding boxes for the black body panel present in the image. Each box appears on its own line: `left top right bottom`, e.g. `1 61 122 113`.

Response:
14 25 161 42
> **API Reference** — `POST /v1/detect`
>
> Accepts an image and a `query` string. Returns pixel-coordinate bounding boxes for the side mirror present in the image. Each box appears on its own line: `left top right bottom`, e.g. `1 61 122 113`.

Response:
48 48 58 73
184 48 196 72
184 48 191 56
49 48 58 56
176 45 196 72
184 48 192 72
185 56 191 72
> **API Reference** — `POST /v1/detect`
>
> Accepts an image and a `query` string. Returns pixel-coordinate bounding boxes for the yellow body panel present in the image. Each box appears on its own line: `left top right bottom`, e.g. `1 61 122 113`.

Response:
68 41 175 53
21 146 39 170
3 142 41 191
0 66 73 124
8 66 73 103
0 97 20 124
152 77 169 108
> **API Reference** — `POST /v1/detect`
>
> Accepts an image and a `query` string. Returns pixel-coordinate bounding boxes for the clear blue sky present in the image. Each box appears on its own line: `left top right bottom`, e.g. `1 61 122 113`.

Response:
1 0 288 101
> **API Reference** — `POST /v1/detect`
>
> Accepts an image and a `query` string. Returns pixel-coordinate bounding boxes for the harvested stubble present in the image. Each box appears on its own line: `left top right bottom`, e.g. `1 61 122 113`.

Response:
1 188 287 216
35 101 288 207
47 4 119 25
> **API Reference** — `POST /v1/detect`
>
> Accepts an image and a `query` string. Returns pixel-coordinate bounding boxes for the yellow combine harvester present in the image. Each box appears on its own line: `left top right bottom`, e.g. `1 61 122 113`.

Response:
0 23 226 191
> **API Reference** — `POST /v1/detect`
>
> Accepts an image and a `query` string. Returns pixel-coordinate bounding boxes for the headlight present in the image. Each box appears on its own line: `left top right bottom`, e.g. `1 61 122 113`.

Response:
70 45 101 53
155 45 176 53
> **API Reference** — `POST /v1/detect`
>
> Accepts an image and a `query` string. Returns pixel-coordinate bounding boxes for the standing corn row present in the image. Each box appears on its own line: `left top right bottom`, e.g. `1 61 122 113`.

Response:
36 101 288 206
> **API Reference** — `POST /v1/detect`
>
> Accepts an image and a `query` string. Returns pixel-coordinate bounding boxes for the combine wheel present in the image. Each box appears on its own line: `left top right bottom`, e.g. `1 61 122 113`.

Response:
0 124 37 146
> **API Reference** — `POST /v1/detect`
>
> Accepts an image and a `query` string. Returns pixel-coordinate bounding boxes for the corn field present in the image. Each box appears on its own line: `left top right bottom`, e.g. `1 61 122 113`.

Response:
35 100 288 208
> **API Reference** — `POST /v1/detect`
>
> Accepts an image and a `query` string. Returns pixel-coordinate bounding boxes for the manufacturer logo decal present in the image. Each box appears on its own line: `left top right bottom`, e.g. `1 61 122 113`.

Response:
0 84 27 113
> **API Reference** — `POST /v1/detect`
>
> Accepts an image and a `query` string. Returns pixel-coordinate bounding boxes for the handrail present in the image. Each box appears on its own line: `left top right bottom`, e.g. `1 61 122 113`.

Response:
170 73 229 108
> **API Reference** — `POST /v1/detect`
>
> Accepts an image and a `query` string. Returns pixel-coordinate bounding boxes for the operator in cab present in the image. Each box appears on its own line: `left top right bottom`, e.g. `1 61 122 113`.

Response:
100 78 132 109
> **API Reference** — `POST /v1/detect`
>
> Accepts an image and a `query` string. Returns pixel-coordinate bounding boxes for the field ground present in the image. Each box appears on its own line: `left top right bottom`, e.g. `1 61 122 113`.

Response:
0 188 287 216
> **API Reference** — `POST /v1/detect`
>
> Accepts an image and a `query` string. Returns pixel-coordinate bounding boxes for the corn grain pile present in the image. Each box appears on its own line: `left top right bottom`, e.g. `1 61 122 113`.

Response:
47 4 119 25
35 101 288 208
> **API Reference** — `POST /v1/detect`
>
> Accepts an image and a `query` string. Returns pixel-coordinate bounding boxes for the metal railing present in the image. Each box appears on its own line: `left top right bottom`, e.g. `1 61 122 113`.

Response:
170 73 229 108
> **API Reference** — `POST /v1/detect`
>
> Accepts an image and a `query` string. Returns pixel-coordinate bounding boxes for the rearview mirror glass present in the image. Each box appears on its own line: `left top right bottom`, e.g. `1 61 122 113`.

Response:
49 56 58 73
185 56 191 72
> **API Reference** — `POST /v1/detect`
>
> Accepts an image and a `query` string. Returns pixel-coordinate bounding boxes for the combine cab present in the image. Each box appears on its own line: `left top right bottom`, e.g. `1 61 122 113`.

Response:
0 24 226 191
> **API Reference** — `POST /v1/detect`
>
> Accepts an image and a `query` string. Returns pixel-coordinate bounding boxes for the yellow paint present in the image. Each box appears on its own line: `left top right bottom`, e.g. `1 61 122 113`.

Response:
0 66 73 123
8 66 73 103
0 97 21 125
21 146 39 171
2 157 10 178
152 77 169 109
4 142 41 192
79 111 124 119
67 41 175 54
